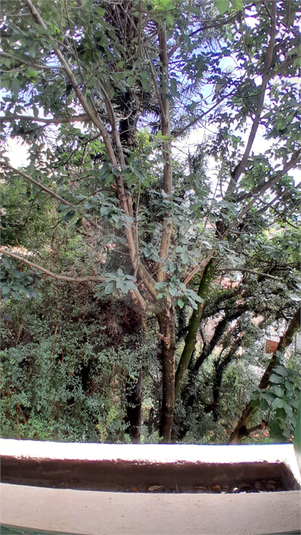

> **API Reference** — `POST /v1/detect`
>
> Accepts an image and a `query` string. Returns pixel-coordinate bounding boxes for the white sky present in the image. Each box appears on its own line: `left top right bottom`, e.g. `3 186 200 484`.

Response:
5 123 300 183
5 138 30 168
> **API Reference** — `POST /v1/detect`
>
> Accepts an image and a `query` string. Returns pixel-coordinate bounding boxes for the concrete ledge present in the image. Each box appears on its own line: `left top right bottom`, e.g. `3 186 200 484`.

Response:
1 483 301 535
0 441 301 534
0 440 300 492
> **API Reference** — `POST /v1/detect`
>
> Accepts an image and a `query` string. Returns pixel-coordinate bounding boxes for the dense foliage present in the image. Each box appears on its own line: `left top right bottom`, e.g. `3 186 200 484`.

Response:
1 0 300 443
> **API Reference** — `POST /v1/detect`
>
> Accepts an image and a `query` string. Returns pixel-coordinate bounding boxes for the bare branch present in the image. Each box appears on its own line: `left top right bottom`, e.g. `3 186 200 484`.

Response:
229 0 278 189
188 12 242 38
172 92 234 138
1 248 146 310
4 164 103 231
0 249 106 283
169 12 241 59
183 249 216 286
157 23 173 282
0 51 64 71
0 114 89 125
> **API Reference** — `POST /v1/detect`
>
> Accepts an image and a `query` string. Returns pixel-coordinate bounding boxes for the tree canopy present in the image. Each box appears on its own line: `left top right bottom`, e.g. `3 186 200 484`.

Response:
1 0 301 443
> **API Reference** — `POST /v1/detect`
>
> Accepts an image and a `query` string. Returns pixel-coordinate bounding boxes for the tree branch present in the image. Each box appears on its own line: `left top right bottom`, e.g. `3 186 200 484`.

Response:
222 148 301 240
4 164 102 231
172 95 231 138
0 249 106 283
169 12 241 60
23 0 118 169
183 249 216 286
236 151 301 204
22 0 147 295
0 114 89 125
1 248 146 311
183 147 301 286
228 0 278 190
0 51 64 71
157 23 173 282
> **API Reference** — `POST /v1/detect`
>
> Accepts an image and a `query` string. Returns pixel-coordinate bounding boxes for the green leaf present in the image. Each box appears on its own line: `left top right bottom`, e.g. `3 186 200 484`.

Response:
269 420 286 442
187 297 198 310
283 402 293 417
285 380 294 391
250 398 259 409
261 391 275 402
140 71 151 92
259 398 269 411
155 282 167 291
187 5 201 16
28 41 37 58
274 365 287 377
216 0 230 15
231 0 243 10
177 299 185 309
169 286 178 297
272 385 284 398
116 279 127 293
269 373 282 383
170 78 180 98
271 398 285 410
105 280 116 294
95 6 105 16
1 285 10 295
127 75 136 87
63 211 76 223
180 252 189 264
186 290 203 304
2 258 11 269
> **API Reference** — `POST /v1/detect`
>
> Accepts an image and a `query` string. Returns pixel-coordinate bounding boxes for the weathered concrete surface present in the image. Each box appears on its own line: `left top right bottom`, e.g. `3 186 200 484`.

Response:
1 440 300 492
0 484 300 535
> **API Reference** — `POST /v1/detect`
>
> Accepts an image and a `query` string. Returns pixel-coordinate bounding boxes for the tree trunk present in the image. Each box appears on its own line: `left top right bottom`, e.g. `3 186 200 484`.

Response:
157 22 173 283
211 337 242 421
158 299 176 442
229 306 301 443
175 258 216 399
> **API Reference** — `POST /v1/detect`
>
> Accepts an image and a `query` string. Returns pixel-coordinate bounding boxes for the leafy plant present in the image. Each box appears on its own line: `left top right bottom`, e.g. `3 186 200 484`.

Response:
251 356 301 442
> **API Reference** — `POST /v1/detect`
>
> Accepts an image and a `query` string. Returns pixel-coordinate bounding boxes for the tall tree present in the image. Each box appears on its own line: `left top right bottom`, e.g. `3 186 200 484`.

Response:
1 0 300 441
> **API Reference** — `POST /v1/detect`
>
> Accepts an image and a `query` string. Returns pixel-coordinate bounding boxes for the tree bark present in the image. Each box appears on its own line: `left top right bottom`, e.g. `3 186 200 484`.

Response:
175 258 216 399
157 23 173 283
229 307 301 443
211 337 242 421
158 298 176 442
